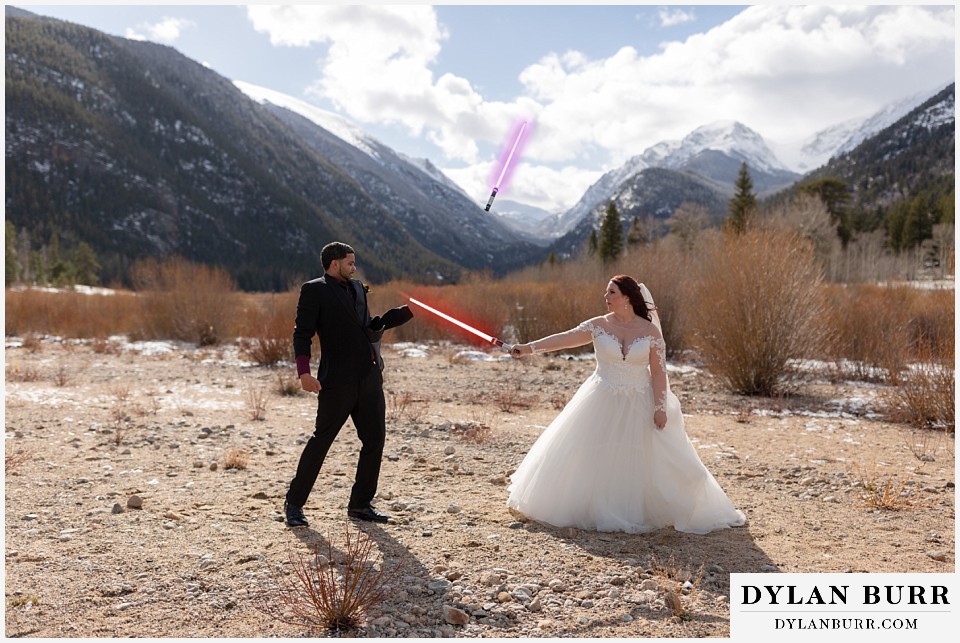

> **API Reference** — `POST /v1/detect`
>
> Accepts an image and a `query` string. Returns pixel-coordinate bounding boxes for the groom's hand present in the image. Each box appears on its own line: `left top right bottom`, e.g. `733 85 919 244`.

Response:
300 373 321 394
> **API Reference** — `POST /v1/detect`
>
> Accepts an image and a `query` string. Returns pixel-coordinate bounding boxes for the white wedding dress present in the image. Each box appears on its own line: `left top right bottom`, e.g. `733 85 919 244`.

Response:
507 318 746 535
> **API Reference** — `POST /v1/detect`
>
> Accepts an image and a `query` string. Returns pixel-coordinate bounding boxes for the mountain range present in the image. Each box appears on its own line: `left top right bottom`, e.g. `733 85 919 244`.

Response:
4 7 954 289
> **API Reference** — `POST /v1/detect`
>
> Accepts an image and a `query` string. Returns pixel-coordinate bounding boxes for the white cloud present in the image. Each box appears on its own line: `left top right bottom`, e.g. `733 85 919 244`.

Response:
125 17 194 44
245 5 954 212
658 7 696 28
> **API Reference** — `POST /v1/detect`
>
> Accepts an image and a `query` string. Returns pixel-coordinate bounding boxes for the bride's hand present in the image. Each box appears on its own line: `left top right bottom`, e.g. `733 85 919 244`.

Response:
653 410 667 430
511 344 533 359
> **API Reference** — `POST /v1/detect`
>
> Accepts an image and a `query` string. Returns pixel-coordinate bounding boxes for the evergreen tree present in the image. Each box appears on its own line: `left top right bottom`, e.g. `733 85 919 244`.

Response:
587 229 599 256
546 251 558 266
726 162 756 234
73 241 101 285
6 221 22 286
598 201 624 263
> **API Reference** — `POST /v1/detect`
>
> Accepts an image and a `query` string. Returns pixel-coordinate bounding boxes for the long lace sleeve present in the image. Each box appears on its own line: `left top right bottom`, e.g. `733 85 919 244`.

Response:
649 336 669 413
528 321 594 354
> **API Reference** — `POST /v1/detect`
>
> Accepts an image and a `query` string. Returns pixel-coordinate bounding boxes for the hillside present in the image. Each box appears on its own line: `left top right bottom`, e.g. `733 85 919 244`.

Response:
4 11 543 290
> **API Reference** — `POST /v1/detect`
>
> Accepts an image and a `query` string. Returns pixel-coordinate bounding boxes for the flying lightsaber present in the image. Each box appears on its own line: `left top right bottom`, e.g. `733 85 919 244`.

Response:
485 121 528 212
408 297 514 353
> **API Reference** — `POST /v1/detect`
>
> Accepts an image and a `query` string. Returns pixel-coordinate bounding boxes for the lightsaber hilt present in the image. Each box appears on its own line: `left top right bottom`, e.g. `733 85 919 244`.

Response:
484 187 499 212
490 337 514 353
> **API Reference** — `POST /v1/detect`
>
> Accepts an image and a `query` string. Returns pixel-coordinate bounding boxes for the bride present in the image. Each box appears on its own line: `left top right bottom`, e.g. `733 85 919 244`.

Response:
508 275 746 534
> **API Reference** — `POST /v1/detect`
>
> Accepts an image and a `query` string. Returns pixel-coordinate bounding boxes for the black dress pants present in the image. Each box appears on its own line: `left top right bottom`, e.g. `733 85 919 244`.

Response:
285 367 385 510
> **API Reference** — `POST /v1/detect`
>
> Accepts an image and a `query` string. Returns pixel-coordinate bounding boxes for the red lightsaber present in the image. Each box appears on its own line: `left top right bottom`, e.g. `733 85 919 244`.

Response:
408 297 514 353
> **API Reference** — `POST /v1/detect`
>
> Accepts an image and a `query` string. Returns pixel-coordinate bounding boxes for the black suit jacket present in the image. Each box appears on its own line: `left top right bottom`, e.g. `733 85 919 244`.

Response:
293 275 385 388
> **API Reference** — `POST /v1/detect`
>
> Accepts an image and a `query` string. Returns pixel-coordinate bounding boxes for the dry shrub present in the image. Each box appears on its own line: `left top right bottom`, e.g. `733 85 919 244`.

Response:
254 525 403 633
5 288 141 339
276 372 301 396
130 257 237 346
650 554 704 621
6 364 40 382
493 383 539 413
823 284 912 382
886 332 955 433
224 449 249 470
386 390 427 422
246 387 268 421
687 229 828 396
5 449 32 474
236 292 297 366
851 464 922 511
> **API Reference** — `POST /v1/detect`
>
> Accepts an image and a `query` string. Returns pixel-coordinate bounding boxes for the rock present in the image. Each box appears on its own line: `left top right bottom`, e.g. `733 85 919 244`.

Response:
927 551 948 562
445 571 462 581
621 614 634 622
480 572 501 587
639 579 658 592
22 514 38 521
209 463 218 472
444 446 456 455
442 605 470 626
126 496 143 509
497 591 512 603
111 503 123 515
528 598 542 612
447 504 461 514
428 579 451 594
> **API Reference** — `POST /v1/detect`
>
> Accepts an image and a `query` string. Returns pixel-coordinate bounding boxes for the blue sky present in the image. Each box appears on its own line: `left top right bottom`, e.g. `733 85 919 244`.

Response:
14 4 956 212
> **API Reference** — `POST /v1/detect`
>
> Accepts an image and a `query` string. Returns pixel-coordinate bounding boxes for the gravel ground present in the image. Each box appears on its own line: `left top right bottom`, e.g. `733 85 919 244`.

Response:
3 337 955 638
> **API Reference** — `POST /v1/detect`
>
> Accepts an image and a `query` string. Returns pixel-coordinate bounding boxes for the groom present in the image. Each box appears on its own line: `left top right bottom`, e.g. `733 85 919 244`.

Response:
284 242 412 527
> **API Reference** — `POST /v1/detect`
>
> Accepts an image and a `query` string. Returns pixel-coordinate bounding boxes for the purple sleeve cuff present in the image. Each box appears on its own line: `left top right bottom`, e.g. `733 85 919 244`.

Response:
296 355 311 376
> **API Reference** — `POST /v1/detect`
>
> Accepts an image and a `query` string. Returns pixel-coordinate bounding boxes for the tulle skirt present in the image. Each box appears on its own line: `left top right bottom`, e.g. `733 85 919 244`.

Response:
507 373 746 534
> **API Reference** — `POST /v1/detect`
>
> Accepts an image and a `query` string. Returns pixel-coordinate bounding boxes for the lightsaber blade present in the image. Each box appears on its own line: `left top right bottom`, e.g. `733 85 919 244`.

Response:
408 297 513 352
485 121 528 212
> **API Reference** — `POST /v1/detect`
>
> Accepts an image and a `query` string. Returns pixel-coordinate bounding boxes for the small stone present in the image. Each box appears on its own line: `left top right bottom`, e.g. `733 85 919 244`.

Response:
428 579 451 594
444 446 456 455
111 504 124 514
22 514 38 521
422 530 433 537
445 571 462 581
209 462 218 472
497 591 512 603
528 598 542 612
621 614 634 622
760 564 777 572
442 605 470 626
927 551 948 562
127 496 143 509
447 504 461 514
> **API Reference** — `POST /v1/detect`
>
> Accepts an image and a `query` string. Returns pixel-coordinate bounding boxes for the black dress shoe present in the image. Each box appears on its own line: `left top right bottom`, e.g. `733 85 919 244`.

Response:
347 505 391 523
284 502 309 527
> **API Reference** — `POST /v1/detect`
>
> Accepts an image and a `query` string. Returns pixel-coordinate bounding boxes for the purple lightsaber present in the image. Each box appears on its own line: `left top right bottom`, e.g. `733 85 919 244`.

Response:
485 121 529 212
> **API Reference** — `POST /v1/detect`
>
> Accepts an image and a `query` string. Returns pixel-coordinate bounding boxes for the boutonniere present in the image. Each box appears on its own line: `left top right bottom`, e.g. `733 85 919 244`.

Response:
361 282 371 294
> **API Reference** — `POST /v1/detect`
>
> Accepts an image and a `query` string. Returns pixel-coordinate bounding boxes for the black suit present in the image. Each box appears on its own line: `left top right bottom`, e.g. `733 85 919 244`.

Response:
285 274 387 510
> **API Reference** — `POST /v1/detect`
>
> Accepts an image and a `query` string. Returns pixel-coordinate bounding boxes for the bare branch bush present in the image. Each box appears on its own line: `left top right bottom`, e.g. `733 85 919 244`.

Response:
254 524 404 634
246 386 268 421
276 372 301 397
687 229 828 396
386 390 428 423
885 332 955 434
493 382 539 413
130 257 237 346
650 554 705 621
5 449 32 474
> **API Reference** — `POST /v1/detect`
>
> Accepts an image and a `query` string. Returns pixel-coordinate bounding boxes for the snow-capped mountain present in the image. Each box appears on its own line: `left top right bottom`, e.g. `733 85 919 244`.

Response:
538 121 798 239
777 83 951 172
642 120 791 175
